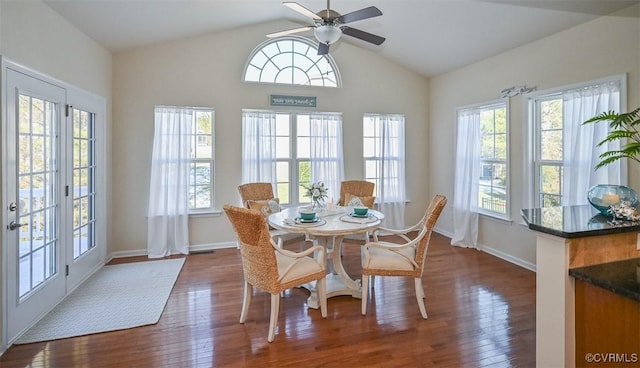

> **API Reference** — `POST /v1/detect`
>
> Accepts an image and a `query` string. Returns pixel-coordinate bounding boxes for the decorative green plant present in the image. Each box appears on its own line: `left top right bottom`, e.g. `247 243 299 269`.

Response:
583 107 640 170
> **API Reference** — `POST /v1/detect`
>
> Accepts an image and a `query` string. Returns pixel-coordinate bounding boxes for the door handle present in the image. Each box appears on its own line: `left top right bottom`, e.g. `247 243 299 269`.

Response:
7 221 26 230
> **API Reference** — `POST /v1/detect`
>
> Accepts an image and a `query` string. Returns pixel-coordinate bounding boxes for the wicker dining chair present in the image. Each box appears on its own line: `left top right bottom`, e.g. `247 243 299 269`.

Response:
238 182 275 208
361 194 447 319
237 182 286 247
338 180 375 207
223 205 328 342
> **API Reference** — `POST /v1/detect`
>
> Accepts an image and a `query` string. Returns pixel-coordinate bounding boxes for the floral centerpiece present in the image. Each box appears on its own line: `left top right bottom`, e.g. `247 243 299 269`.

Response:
304 181 328 209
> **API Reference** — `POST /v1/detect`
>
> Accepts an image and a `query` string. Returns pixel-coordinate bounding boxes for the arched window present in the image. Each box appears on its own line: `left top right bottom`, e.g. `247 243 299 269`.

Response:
243 36 341 88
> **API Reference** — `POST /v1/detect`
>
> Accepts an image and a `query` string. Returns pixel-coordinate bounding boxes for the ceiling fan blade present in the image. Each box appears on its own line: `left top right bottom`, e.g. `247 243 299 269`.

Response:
341 26 385 45
266 26 314 38
283 2 322 20
337 6 382 24
317 42 330 55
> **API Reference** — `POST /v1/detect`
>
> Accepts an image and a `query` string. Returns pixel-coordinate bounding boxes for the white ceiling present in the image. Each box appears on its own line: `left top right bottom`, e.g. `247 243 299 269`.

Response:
42 0 639 77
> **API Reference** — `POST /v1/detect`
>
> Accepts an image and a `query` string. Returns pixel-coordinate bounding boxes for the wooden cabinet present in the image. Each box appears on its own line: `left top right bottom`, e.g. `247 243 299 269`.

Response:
574 279 640 368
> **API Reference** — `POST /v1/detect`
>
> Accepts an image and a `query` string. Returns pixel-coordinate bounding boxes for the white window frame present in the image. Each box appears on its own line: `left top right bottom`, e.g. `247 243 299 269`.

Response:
271 111 343 206
187 108 215 214
242 36 342 88
362 113 406 202
524 74 627 209
456 100 510 220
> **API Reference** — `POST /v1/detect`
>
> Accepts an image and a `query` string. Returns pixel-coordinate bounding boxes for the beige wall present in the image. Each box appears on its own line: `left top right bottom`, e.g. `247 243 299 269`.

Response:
111 19 430 253
1 0 637 351
0 0 112 352
429 5 640 267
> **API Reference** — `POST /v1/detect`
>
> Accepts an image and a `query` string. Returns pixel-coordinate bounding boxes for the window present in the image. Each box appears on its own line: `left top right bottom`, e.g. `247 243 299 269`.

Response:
243 36 341 87
242 110 343 205
532 96 563 207
188 110 215 211
151 106 215 213
363 114 406 229
478 104 508 215
528 76 624 208
363 114 405 200
454 100 509 220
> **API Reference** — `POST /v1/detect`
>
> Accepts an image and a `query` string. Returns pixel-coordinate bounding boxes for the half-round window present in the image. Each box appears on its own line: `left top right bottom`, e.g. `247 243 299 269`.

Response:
243 36 341 88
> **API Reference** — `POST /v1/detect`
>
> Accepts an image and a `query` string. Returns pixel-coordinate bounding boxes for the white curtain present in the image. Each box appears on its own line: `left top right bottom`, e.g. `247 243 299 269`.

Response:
147 106 193 258
241 110 278 188
451 108 481 248
309 113 344 202
562 81 622 205
372 114 406 229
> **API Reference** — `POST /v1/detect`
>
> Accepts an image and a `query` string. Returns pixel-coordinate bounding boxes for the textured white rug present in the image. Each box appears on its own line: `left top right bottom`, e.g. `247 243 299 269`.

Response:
16 258 185 344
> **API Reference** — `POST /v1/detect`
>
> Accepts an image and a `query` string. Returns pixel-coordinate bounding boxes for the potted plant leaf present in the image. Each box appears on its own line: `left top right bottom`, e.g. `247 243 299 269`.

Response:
583 107 640 169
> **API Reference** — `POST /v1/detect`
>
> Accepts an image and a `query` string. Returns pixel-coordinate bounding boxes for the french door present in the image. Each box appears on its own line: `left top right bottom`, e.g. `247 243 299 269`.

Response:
3 62 105 344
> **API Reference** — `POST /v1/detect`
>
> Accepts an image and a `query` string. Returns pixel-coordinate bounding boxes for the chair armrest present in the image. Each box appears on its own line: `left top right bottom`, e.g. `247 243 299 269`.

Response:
372 226 414 242
362 241 419 269
273 243 327 272
273 243 316 258
364 241 414 251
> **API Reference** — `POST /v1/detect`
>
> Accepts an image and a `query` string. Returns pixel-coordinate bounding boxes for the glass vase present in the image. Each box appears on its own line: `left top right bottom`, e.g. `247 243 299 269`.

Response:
312 198 324 210
587 184 638 216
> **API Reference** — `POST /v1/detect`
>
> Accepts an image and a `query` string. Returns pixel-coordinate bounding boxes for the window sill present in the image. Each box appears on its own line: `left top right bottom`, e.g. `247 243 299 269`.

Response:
189 210 222 218
479 212 513 225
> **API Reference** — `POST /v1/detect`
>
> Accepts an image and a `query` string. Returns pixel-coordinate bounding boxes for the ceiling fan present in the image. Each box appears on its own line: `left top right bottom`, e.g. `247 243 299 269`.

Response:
267 1 385 55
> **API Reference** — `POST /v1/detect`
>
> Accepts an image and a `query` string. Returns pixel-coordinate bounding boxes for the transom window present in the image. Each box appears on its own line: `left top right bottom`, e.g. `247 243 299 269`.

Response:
243 36 341 87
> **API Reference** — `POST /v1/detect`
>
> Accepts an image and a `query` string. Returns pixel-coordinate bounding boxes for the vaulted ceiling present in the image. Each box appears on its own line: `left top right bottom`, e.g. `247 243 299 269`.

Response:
43 0 639 77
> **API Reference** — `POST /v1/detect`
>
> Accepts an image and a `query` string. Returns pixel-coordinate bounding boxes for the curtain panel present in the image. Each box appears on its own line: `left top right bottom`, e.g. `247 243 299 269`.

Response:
451 108 481 248
241 110 278 189
562 81 622 205
147 106 193 258
309 113 344 202
368 114 406 229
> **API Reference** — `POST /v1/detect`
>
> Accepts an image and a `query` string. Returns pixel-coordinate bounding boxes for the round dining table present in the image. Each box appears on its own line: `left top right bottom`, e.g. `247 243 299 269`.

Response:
268 206 384 309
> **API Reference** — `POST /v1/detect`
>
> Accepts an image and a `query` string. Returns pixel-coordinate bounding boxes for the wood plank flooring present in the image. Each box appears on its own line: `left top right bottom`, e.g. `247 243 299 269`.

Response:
0 233 536 367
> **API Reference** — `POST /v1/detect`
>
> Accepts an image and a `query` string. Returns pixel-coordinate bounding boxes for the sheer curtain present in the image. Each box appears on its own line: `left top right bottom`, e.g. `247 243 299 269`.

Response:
309 113 344 202
451 108 481 248
373 114 406 229
147 106 193 258
241 110 278 187
562 81 622 205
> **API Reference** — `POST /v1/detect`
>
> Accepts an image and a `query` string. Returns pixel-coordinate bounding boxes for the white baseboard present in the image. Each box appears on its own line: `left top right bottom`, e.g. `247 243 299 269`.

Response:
479 244 536 272
433 226 536 272
108 241 238 260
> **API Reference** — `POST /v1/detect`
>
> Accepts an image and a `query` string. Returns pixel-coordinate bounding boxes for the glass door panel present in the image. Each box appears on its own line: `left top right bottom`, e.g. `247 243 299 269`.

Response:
72 108 96 259
17 94 59 298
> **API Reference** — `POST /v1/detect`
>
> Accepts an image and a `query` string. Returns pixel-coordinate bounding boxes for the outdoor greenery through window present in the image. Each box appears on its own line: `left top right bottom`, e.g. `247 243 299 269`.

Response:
243 36 341 87
273 112 341 205
533 96 563 207
188 109 215 211
479 104 508 215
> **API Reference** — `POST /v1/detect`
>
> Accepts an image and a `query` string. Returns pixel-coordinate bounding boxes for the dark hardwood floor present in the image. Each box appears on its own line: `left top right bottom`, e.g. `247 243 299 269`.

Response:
0 233 536 367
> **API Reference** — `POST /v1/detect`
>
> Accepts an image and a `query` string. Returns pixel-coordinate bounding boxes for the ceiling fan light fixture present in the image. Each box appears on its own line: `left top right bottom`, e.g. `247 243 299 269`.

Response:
314 24 342 45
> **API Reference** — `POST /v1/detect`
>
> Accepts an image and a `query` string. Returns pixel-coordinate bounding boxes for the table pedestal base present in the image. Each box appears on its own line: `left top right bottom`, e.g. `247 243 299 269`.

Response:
306 274 362 309
306 235 363 309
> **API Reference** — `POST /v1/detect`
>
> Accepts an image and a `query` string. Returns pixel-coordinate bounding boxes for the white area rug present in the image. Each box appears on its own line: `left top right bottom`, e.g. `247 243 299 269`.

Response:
16 258 185 344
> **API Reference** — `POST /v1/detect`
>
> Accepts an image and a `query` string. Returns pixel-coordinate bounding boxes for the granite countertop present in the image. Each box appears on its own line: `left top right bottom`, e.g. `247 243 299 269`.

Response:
521 205 640 239
569 258 640 302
